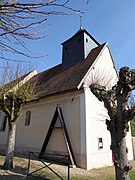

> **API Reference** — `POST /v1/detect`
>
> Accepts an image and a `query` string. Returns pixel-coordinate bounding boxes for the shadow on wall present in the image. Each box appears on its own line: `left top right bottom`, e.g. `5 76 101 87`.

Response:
132 137 135 159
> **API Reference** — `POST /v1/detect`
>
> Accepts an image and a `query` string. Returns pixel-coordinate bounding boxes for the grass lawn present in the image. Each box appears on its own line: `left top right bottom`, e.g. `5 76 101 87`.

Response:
0 155 134 180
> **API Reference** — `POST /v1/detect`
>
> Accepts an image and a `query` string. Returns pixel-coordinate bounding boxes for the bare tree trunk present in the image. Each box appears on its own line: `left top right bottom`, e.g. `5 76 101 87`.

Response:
112 131 130 180
3 121 17 170
119 137 130 180
3 100 16 170
108 98 131 180
115 95 130 180
110 124 122 179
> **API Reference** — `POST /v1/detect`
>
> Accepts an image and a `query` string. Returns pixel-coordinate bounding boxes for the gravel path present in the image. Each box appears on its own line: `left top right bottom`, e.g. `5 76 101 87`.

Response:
0 156 134 180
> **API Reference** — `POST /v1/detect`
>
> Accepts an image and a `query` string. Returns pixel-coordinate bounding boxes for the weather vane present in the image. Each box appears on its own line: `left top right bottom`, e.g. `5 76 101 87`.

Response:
80 15 83 29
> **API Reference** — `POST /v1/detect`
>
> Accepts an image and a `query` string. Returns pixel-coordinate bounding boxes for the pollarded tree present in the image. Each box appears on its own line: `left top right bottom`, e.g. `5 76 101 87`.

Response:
90 66 135 180
0 64 37 170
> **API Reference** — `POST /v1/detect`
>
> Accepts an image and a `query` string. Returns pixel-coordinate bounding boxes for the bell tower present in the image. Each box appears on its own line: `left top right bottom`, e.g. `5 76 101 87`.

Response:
62 29 100 69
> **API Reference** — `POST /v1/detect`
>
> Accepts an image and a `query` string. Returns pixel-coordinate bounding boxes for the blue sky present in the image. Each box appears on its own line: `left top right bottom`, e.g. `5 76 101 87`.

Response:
6 0 135 72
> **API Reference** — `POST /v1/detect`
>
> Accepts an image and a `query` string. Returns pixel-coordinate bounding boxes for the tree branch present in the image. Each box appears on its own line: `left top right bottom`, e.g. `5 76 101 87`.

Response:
90 84 117 118
0 0 82 61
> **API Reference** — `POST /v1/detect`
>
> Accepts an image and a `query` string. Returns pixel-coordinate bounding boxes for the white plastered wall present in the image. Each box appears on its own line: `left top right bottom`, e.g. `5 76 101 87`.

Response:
0 91 88 169
84 87 113 169
80 45 133 169
79 93 87 168
15 92 83 167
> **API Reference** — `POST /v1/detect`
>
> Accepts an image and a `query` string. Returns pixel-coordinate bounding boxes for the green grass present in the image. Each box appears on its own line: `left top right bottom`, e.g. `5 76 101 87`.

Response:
131 132 135 136
130 170 135 180
35 169 135 180
34 170 135 180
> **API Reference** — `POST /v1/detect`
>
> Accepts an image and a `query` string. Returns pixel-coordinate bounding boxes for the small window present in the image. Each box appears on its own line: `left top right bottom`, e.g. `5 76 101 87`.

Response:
98 137 103 149
65 46 67 51
0 113 7 131
86 38 88 42
25 111 31 126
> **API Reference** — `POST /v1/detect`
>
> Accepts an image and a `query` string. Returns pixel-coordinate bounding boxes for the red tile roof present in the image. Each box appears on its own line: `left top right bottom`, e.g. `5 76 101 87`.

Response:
32 43 106 99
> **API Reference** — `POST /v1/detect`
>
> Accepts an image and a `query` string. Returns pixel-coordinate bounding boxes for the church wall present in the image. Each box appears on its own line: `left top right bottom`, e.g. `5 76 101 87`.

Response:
83 45 133 169
84 87 113 169
15 92 82 166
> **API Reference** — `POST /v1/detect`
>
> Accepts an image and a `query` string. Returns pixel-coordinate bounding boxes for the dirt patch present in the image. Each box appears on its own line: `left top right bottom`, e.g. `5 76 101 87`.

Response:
0 155 134 180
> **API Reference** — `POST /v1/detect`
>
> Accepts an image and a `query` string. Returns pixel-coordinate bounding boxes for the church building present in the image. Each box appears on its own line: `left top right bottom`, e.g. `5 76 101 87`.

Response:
0 29 133 170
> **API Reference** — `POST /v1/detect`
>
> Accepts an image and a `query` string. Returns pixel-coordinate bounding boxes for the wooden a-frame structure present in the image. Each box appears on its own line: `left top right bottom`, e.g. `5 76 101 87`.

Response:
40 106 76 167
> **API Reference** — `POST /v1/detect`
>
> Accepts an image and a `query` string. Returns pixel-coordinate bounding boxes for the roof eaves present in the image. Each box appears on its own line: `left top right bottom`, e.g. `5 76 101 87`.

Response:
4 69 37 92
83 29 100 46
61 29 100 46
36 87 83 101
77 42 108 89
106 45 118 77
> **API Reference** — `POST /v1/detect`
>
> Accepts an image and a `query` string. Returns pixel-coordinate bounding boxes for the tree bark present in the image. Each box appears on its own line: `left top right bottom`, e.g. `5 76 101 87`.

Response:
112 129 130 180
107 99 131 180
3 121 17 170
109 123 122 179
115 94 131 180
118 137 130 180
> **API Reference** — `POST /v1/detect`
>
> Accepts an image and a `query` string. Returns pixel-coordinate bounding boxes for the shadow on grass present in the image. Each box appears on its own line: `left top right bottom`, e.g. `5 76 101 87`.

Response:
0 174 51 180
13 165 27 175
0 165 51 180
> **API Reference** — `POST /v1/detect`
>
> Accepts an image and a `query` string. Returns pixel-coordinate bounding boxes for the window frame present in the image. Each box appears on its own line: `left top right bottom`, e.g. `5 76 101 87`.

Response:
25 111 31 126
0 112 7 131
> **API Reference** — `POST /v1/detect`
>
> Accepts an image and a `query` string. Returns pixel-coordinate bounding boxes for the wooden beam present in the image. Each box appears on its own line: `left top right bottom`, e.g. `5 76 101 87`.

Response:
39 105 76 167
